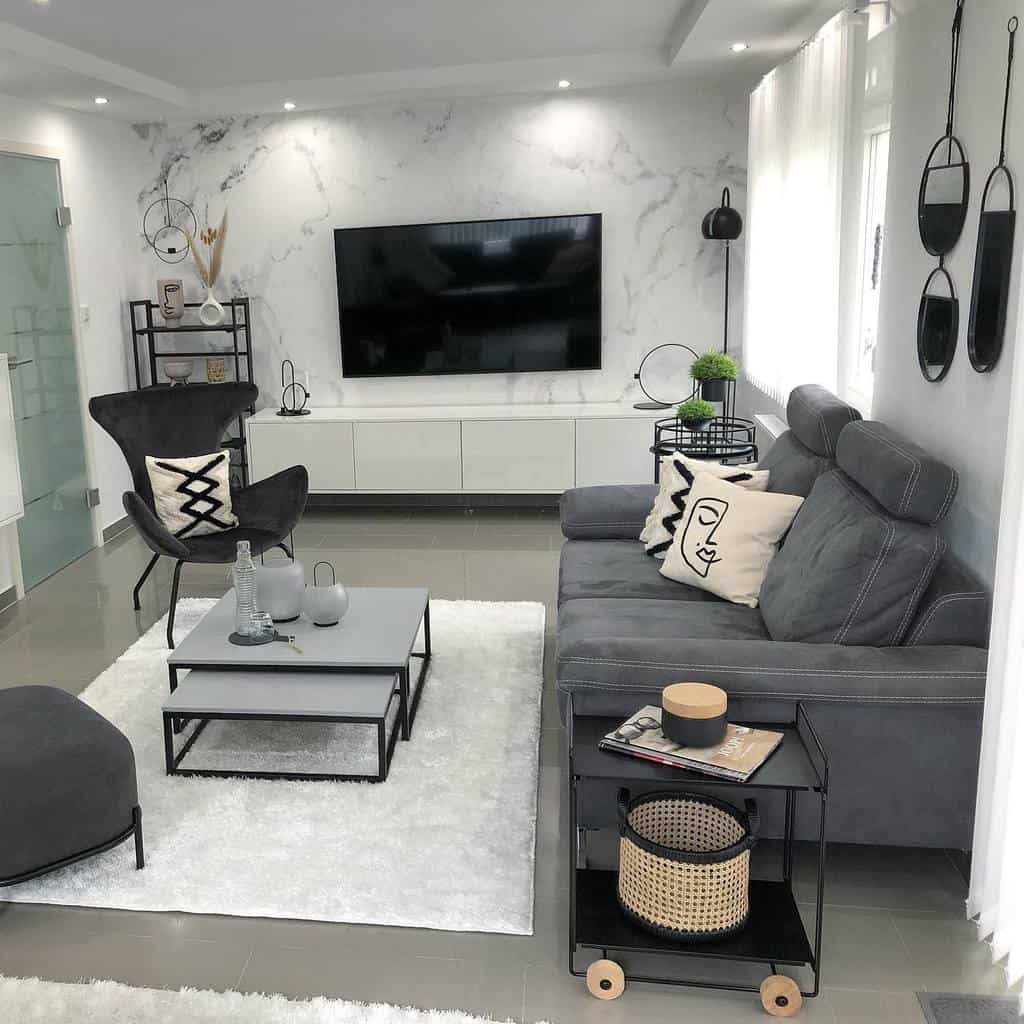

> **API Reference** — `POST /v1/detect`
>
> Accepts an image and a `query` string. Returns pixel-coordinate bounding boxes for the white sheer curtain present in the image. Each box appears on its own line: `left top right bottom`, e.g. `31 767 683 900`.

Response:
744 11 856 405
969 294 1024 1011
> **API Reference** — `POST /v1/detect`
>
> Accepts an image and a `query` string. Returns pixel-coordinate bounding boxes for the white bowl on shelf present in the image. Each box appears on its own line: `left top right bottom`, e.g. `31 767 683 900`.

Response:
163 359 194 385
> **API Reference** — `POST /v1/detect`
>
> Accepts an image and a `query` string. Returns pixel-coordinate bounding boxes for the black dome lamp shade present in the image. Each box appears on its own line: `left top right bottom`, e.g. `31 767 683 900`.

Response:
702 187 743 358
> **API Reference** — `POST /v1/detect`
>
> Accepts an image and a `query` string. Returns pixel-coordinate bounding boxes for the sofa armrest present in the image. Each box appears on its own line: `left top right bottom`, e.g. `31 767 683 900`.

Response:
557 634 988 706
560 485 658 540
123 491 189 560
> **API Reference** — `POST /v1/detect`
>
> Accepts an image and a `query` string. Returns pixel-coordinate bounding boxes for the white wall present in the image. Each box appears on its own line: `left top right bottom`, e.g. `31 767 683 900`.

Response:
125 76 750 411
873 0 1024 585
0 92 139 593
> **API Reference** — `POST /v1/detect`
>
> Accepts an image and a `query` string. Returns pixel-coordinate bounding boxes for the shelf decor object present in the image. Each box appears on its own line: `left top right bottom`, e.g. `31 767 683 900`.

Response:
157 278 185 321
690 351 739 403
143 180 198 266
128 296 255 487
675 397 717 432
701 186 744 357
632 343 700 410
661 682 728 748
255 554 305 623
277 358 311 416
917 0 969 382
968 17 1018 374
185 209 229 327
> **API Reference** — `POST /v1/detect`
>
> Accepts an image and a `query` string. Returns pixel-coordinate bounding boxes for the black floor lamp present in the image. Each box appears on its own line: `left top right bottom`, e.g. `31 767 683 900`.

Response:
701 187 744 355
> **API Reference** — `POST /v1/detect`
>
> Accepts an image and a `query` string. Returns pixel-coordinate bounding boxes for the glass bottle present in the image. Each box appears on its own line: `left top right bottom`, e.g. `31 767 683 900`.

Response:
233 540 257 636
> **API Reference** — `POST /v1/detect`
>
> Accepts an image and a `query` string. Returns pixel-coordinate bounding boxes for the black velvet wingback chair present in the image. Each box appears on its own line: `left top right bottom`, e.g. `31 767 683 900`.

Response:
89 383 309 647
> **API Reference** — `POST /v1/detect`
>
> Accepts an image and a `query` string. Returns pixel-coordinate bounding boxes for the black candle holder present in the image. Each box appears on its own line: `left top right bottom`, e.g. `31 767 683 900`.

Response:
277 358 311 417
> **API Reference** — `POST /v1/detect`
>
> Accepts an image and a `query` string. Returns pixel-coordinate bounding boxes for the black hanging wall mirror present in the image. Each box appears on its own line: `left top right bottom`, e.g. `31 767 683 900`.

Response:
918 0 969 258
968 17 1018 374
918 266 959 382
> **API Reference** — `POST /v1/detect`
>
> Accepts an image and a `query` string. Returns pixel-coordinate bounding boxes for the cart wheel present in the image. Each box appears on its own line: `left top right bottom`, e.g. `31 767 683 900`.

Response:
586 959 625 1000
760 975 802 1017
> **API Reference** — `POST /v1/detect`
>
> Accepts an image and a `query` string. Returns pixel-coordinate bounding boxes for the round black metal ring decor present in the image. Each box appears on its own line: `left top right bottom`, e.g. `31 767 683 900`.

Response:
143 181 198 265
277 358 311 416
633 343 699 410
918 265 959 383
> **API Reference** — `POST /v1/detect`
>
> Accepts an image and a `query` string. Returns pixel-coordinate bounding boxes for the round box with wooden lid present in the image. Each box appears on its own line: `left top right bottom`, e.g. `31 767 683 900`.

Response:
661 682 728 748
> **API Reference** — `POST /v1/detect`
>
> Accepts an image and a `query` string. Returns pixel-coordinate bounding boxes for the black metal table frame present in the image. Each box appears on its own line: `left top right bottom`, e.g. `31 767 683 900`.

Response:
566 696 829 1001
162 688 402 783
164 602 431 780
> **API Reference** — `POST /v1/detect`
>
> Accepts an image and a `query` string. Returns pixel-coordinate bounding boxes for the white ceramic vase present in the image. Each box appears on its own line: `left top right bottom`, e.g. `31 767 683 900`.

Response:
198 287 225 326
254 556 305 623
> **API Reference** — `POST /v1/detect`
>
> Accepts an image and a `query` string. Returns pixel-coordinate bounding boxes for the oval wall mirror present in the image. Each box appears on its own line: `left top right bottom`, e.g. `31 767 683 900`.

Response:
918 137 970 257
918 266 959 382
968 17 1017 373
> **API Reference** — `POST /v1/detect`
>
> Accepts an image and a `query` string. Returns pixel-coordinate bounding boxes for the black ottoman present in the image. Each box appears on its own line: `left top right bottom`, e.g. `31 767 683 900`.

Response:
0 685 143 885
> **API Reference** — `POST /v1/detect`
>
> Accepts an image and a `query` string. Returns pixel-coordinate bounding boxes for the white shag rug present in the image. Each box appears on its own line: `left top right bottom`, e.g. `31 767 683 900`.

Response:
0 976 546 1024
1 599 545 935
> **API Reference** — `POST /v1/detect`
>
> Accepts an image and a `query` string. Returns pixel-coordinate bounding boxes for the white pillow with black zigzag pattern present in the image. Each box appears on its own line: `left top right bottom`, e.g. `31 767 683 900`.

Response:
146 451 239 539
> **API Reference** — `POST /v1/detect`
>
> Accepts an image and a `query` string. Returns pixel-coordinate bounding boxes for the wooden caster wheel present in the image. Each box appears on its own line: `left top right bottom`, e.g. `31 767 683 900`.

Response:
586 959 625 1000
760 975 802 1017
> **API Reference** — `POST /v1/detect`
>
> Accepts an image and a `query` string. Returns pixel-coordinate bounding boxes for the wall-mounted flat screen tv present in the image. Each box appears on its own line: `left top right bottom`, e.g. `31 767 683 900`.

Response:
334 213 602 377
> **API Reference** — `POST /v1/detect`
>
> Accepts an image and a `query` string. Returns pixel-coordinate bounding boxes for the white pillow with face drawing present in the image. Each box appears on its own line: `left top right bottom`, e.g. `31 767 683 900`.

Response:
660 472 804 607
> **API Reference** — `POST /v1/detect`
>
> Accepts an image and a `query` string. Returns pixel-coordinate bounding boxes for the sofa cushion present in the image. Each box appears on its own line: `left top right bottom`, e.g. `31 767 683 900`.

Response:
905 556 990 647
659 473 803 607
786 384 862 457
836 421 959 525
559 540 724 606
759 470 945 646
641 456 769 557
561 485 659 540
759 432 834 498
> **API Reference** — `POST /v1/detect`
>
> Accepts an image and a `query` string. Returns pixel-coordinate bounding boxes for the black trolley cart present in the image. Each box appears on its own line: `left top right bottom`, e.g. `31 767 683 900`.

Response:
566 697 828 1017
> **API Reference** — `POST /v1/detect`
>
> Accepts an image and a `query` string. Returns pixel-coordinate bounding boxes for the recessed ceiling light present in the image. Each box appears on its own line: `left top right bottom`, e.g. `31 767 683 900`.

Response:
730 42 749 53
94 96 109 105
557 79 572 89
283 101 296 111
32 0 50 6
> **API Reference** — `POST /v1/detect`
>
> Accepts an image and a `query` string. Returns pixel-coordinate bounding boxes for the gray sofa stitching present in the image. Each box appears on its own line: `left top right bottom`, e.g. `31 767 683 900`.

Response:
831 471 896 644
856 424 921 515
907 591 988 645
933 468 959 525
558 656 986 678
558 678 984 702
893 532 945 644
566 523 647 529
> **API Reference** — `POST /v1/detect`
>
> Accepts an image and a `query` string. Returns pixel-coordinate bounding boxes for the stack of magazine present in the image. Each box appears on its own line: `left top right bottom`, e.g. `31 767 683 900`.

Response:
600 706 783 782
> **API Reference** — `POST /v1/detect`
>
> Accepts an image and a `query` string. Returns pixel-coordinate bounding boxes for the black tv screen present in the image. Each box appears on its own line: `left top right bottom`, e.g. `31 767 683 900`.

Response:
334 214 602 377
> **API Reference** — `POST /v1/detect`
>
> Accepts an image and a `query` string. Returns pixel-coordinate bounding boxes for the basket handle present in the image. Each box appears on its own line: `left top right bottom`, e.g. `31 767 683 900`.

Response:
617 788 631 825
744 798 760 842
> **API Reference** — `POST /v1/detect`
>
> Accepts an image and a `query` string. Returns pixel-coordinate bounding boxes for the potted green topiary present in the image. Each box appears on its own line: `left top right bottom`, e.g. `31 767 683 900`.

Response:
690 351 739 402
676 398 717 432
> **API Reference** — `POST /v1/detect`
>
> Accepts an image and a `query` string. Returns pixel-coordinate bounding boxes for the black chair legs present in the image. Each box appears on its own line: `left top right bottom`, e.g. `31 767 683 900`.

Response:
166 560 183 649
132 806 145 870
132 554 160 610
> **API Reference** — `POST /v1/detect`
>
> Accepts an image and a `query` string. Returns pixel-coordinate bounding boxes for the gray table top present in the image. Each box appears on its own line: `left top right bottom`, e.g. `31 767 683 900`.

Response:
163 669 398 718
169 587 429 670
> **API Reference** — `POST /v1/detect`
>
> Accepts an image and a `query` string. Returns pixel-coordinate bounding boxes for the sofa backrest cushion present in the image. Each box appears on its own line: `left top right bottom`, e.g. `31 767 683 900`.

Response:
904 555 990 647
759 470 945 645
786 384 862 457
836 421 959 526
759 432 833 498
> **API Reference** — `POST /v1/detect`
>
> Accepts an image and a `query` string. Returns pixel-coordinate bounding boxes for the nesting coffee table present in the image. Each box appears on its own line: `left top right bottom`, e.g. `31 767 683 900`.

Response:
163 587 430 783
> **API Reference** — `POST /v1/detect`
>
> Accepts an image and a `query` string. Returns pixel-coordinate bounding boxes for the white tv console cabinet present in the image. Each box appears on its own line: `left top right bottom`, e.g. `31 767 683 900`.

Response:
246 403 663 496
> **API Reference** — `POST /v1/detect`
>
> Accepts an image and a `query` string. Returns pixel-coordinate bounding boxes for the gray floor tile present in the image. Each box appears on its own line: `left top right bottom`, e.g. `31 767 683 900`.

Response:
825 987 926 1024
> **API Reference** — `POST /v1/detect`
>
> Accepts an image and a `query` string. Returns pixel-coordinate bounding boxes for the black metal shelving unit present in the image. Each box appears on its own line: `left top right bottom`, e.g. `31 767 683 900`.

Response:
129 298 254 487
651 378 758 481
566 697 829 1014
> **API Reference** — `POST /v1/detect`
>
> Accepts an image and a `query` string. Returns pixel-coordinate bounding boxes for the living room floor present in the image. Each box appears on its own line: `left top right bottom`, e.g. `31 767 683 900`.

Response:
0 509 1006 1023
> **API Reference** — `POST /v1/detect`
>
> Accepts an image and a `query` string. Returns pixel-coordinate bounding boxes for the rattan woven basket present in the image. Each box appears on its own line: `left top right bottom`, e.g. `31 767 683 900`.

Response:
616 789 759 941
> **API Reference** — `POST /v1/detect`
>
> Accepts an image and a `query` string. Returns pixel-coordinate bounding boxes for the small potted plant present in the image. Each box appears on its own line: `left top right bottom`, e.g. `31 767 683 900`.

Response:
676 398 717 432
690 351 739 402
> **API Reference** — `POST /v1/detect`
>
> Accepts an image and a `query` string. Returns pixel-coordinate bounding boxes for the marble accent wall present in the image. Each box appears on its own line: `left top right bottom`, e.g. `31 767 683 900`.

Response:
129 78 748 409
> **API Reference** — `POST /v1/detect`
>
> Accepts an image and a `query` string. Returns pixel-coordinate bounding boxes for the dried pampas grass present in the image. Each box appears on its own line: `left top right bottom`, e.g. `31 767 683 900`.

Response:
185 208 228 288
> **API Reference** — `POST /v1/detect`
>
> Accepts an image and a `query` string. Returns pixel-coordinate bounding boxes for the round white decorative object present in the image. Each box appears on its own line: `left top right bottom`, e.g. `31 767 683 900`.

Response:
302 560 349 627
198 287 225 326
163 359 194 385
254 557 305 623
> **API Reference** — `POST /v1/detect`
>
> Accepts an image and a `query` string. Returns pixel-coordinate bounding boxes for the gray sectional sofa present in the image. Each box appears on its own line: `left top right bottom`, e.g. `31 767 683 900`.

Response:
557 385 989 850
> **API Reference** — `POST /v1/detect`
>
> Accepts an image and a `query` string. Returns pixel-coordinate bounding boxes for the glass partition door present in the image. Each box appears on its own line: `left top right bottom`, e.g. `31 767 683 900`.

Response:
0 152 93 588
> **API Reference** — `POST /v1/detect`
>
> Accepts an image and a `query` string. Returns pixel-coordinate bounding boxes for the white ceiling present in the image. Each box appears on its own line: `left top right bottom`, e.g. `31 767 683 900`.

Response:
0 0 844 121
